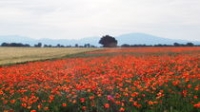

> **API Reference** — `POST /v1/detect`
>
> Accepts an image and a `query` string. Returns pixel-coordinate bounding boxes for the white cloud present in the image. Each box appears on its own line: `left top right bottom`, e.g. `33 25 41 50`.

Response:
0 0 200 41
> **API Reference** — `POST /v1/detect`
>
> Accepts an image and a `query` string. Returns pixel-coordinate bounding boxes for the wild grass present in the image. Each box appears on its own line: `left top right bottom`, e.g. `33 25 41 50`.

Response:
0 47 98 66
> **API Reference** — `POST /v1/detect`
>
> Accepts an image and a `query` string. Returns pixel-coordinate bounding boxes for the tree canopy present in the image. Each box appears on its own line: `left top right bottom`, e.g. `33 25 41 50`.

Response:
99 35 118 47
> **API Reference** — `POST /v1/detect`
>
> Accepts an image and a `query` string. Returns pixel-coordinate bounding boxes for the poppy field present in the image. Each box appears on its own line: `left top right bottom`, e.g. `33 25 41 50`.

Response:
0 47 200 112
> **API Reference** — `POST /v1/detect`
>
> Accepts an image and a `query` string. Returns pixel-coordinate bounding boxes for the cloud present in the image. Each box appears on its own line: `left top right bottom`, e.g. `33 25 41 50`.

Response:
0 0 200 41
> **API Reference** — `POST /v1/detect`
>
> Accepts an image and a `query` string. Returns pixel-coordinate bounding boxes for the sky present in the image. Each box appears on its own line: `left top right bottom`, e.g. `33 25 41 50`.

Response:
0 0 200 41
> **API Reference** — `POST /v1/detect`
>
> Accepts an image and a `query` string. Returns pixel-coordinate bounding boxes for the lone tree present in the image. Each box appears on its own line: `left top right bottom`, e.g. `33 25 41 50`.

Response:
99 35 118 47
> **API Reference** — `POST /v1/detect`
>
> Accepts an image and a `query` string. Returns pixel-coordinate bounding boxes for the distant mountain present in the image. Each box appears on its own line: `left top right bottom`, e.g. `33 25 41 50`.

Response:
0 35 34 44
38 37 100 46
0 33 200 46
0 35 101 47
116 33 199 45
0 36 92 46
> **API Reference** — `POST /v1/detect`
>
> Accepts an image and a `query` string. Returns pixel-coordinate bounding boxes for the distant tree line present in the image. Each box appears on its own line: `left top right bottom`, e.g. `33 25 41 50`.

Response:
98 35 199 47
1 42 30 47
1 41 198 48
121 42 198 47
1 42 43 47
0 42 97 48
43 43 96 48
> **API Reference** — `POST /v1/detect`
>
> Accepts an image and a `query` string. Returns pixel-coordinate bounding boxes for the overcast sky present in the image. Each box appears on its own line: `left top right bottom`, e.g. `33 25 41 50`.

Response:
0 0 200 41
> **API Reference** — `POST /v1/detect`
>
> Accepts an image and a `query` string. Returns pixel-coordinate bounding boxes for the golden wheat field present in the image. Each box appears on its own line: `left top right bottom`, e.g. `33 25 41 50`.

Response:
0 47 98 66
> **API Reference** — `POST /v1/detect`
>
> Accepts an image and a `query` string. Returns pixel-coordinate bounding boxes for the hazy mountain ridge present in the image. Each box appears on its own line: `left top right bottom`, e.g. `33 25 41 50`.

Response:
116 33 195 45
0 33 199 46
